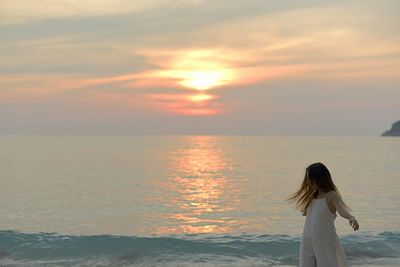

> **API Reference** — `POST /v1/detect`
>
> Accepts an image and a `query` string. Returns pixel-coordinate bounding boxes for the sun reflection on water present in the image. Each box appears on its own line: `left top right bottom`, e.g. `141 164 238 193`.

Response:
155 136 240 234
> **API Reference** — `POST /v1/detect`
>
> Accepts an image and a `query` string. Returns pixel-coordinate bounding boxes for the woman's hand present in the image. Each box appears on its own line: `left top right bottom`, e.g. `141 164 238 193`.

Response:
349 217 359 231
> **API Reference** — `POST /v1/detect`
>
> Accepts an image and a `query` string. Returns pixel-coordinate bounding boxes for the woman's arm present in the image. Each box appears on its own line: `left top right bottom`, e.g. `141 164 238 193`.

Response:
328 191 359 231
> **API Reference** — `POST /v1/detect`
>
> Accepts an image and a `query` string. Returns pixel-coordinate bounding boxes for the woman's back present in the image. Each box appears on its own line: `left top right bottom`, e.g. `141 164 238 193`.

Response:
301 191 349 267
303 192 337 240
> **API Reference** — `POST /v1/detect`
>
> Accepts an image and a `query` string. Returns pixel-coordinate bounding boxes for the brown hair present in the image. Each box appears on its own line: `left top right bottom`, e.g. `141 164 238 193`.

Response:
287 162 350 215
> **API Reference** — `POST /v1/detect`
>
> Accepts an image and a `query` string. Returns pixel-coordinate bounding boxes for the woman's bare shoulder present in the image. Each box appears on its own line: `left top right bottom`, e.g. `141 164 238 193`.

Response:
326 191 340 202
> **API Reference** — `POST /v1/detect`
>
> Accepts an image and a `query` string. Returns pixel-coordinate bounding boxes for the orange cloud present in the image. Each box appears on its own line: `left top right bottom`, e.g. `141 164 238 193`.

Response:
147 93 222 116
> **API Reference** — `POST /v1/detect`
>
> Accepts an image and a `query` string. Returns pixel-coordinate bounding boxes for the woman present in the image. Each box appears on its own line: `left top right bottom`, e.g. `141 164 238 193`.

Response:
288 162 359 267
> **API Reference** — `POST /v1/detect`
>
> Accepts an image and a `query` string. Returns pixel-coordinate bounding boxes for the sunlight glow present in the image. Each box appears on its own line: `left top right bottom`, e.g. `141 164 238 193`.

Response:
187 94 215 102
178 70 227 90
154 49 237 90
157 69 235 90
147 93 221 115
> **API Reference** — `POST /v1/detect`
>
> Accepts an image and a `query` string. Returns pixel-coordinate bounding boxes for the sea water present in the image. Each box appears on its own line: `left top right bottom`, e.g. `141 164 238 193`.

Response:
0 135 399 266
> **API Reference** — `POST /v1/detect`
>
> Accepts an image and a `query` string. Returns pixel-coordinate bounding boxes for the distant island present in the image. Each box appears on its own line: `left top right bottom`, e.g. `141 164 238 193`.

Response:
382 120 400 136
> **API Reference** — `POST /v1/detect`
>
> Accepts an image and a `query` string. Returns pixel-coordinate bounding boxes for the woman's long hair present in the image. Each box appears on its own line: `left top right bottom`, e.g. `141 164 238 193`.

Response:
287 162 350 215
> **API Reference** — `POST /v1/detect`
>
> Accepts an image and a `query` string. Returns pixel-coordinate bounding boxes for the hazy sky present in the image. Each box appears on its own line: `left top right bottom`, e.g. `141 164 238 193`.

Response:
0 0 399 135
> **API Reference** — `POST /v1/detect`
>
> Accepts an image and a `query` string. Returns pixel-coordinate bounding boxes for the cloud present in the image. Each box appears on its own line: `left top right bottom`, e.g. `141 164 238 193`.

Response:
2 0 399 79
146 93 223 116
0 0 205 25
1 0 399 131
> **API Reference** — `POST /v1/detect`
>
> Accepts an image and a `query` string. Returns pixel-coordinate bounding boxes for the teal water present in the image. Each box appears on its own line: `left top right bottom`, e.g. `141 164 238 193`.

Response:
0 135 399 266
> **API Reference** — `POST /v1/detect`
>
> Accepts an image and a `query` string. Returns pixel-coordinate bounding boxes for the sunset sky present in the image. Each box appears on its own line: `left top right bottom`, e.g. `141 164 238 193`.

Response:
0 0 399 135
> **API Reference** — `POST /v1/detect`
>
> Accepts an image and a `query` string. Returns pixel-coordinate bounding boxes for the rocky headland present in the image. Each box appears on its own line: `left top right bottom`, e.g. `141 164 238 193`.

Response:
382 120 400 136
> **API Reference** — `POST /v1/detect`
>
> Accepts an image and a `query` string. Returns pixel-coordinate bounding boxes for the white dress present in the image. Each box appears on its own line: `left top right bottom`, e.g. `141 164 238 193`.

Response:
300 193 349 267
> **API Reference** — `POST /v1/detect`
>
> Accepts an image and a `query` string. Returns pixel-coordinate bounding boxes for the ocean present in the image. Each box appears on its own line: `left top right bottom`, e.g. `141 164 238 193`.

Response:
0 135 399 266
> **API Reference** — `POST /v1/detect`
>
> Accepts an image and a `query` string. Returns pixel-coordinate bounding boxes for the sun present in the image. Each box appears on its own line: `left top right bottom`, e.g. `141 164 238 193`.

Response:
178 70 229 90
157 69 235 91
154 49 237 90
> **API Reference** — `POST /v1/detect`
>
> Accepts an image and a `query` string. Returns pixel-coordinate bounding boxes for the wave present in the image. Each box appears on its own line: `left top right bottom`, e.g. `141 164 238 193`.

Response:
0 230 399 266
